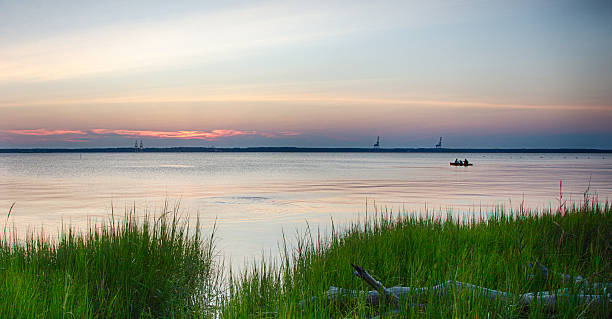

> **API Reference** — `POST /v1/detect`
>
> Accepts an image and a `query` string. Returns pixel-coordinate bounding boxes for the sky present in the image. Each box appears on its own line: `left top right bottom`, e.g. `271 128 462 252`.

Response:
1 0 611 148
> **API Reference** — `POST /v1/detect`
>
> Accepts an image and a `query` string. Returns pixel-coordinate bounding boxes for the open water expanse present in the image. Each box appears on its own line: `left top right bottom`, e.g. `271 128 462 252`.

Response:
1 152 611 266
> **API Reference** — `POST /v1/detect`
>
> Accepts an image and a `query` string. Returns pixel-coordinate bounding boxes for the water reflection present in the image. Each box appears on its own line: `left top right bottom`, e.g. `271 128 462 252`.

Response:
1 152 611 267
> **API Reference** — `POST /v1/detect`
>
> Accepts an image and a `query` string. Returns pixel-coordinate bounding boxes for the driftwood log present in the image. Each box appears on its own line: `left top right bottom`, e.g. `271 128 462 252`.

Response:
530 261 612 292
323 263 611 309
351 263 400 306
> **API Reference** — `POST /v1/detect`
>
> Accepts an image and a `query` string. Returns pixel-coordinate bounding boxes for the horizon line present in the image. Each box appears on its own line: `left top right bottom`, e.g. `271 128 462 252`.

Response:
1 147 611 154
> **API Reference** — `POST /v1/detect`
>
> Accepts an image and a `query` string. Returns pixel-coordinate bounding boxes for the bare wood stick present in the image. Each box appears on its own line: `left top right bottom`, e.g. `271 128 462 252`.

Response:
325 281 511 306
325 286 386 305
351 263 400 305
311 263 611 311
531 261 612 291
324 282 611 308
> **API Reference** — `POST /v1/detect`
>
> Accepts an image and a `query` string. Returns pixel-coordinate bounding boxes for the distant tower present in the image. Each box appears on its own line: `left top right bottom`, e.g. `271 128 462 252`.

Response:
435 137 442 149
373 136 380 149
139 140 144 150
134 140 139 152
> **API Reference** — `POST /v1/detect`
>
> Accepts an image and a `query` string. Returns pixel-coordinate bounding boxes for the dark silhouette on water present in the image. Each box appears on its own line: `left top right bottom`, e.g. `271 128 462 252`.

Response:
435 137 442 149
134 140 144 152
450 158 473 166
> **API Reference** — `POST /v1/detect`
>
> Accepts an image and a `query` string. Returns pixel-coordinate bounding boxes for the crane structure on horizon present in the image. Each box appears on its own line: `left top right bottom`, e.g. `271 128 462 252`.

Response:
373 136 380 149
435 137 442 149
134 140 144 152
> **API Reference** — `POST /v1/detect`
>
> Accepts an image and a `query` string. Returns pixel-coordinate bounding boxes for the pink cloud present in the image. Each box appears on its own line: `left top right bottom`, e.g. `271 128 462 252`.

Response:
278 131 301 136
0 128 301 144
92 129 258 140
258 131 302 138
6 129 87 136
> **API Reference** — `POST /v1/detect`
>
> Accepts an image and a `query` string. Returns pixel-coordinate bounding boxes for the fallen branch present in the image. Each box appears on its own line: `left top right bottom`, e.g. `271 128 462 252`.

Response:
323 264 611 309
530 261 612 292
351 263 399 306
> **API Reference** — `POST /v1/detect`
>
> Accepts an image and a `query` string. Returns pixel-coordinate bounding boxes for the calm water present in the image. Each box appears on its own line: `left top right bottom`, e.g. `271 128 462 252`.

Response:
1 152 611 265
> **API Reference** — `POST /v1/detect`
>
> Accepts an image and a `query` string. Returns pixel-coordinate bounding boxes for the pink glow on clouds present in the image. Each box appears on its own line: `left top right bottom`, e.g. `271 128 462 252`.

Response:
6 129 87 136
258 131 301 138
278 131 301 136
1 128 300 143
90 129 258 140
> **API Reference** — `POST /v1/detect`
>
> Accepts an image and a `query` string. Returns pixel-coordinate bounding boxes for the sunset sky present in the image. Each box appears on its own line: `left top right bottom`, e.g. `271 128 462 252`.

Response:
1 0 611 148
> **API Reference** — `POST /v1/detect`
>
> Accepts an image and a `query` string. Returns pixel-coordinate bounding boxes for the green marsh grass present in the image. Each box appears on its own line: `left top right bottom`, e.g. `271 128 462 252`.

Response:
0 207 220 318
1 201 610 318
222 203 612 318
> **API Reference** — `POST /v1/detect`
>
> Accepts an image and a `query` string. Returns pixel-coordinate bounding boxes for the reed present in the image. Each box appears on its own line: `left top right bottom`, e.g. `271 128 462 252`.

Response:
222 202 612 318
1 201 610 318
0 207 219 318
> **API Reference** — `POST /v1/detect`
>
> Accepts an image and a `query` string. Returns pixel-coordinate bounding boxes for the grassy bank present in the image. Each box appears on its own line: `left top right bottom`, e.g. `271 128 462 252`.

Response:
1 203 610 318
223 204 612 318
0 209 219 318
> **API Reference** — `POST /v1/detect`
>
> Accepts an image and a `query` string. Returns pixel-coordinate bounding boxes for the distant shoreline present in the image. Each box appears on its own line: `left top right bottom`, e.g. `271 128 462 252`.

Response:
1 147 611 153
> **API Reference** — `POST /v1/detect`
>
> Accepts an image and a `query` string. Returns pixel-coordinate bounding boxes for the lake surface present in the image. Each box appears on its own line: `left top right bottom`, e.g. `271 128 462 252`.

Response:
1 152 611 266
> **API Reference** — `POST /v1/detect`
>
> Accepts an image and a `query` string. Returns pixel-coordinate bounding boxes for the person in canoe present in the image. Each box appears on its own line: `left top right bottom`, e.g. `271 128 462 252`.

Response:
454 158 460 164
464 158 469 165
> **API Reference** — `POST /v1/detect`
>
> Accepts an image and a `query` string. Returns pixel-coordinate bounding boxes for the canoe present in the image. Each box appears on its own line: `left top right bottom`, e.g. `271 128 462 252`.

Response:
450 162 473 166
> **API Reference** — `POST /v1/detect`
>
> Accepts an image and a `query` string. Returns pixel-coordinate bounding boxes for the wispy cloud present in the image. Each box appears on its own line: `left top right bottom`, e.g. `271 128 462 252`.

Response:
3 93 608 112
90 129 257 140
1 128 300 144
0 2 410 82
5 129 87 136
257 131 302 138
